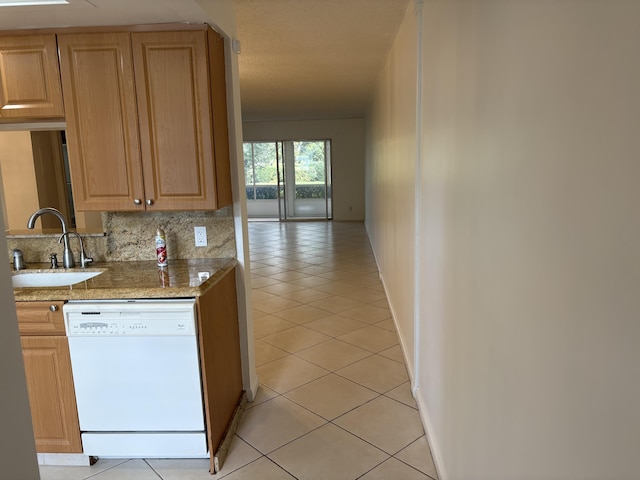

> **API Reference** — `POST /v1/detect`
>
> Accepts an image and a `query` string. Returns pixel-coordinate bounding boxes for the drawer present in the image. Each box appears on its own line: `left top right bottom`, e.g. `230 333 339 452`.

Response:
16 301 65 335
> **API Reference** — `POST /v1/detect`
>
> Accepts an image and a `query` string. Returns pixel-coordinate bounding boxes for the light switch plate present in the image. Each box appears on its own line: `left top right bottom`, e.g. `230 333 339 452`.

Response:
194 226 207 247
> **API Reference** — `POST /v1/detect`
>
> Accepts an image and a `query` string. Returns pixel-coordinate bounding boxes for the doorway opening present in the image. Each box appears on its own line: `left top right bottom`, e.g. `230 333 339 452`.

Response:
244 140 332 220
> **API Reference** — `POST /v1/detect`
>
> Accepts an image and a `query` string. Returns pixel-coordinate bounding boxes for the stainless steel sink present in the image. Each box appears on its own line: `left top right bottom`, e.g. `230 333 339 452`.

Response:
12 270 104 288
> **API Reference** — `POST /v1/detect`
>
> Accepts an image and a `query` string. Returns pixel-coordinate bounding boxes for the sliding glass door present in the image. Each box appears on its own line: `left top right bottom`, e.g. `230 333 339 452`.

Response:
244 142 279 218
245 140 332 220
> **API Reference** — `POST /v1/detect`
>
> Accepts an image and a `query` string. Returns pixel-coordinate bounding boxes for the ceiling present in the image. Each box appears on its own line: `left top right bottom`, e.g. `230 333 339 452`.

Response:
0 0 209 29
0 0 410 122
235 0 409 121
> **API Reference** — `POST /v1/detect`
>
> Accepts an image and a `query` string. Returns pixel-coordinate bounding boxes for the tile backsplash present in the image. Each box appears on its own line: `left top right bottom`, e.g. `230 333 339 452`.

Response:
6 207 236 265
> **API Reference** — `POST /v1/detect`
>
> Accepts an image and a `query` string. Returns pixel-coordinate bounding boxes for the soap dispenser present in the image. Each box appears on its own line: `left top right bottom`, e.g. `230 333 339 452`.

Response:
12 249 24 271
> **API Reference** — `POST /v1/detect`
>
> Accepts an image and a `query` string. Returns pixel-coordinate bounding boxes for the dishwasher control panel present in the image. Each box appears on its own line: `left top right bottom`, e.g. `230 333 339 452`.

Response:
65 319 193 336
63 299 197 336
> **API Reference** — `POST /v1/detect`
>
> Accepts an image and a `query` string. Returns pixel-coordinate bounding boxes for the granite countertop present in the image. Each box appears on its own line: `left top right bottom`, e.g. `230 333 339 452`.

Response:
12 258 237 301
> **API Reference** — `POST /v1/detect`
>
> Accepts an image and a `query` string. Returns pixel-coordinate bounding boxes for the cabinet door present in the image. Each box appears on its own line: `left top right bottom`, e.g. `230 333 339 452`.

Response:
0 34 64 119
21 336 82 453
58 32 145 212
197 267 242 470
16 301 65 335
208 29 233 208
132 31 218 211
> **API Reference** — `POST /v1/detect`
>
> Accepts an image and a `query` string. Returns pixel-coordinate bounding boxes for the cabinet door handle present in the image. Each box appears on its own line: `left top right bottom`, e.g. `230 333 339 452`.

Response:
49 304 58 312
134 198 142 205
146 199 154 206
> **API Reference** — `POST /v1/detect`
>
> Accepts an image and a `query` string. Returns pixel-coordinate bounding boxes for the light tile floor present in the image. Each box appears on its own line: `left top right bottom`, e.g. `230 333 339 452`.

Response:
39 221 438 480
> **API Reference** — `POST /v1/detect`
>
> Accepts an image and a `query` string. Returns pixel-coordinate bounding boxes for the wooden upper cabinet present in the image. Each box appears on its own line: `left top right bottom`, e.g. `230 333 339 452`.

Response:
58 26 232 212
132 30 217 211
58 32 145 211
207 29 233 208
0 34 64 120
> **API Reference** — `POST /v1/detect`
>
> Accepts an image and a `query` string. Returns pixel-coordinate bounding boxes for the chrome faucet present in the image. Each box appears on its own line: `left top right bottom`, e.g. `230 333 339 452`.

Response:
27 207 75 268
59 231 93 268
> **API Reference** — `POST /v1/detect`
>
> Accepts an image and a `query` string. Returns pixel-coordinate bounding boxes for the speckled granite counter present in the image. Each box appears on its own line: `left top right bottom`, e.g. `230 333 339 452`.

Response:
12 258 237 301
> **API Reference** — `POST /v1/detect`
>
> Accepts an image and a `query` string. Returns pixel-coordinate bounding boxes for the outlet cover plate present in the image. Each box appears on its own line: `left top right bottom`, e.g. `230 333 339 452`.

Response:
194 226 207 247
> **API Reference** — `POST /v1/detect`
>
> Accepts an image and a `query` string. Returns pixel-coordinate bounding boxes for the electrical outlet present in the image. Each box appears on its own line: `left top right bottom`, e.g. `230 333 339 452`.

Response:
194 226 207 247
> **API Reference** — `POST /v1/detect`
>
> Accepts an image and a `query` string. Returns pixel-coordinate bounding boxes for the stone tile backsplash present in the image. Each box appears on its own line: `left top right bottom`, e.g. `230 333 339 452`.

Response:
6 207 236 265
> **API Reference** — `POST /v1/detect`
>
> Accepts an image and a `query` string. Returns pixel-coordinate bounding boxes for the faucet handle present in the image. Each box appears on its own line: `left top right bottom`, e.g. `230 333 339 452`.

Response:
82 252 94 268
50 253 59 269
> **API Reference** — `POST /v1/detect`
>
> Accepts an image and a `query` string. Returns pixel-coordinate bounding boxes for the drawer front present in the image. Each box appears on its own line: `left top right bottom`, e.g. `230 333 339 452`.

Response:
16 301 65 335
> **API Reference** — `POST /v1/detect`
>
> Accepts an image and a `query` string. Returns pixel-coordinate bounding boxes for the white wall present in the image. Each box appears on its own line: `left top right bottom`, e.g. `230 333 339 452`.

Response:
367 1 640 479
243 119 365 221
197 0 259 400
366 2 418 383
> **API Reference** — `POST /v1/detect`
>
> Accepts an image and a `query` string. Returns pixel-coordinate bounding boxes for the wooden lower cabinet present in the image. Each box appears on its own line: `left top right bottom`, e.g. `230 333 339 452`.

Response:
16 300 65 335
14 268 243 461
197 267 243 473
16 302 82 453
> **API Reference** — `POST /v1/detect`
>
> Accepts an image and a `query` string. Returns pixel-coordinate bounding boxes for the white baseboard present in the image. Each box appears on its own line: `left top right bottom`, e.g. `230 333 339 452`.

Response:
377 271 416 386
247 373 260 402
374 254 447 480
413 386 448 480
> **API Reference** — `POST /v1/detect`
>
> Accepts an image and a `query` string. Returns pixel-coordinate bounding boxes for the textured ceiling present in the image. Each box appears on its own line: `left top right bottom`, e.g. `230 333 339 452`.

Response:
236 0 410 121
0 0 210 29
0 0 410 122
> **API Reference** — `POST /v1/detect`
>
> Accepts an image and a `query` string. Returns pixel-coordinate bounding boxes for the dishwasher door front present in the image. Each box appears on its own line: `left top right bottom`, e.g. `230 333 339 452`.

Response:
68 334 205 432
64 299 207 457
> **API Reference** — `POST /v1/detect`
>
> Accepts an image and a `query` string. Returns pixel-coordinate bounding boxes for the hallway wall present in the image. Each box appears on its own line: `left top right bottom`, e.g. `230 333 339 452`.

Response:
243 119 365 221
366 1 640 479
365 3 418 378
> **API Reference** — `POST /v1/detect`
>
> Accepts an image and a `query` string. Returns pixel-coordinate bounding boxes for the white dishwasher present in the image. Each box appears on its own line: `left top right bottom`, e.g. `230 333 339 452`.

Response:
63 299 207 458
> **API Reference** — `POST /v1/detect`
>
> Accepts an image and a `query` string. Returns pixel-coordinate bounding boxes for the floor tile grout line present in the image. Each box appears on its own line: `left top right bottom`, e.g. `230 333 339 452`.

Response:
80 458 134 480
142 459 165 480
257 344 405 392
257 369 333 397
224 455 285 480
258 340 406 383
259 421 391 478
271 302 345 317
262 455 301 480
378 391 422 412
354 456 390 480
259 357 409 408
259 316 396 343
242 420 330 458
328 417 425 459
280 382 382 422
258 315 388 346
355 454 435 480
326 419 405 458
290 346 377 371
391 435 439 480
329 363 409 395
254 348 332 372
